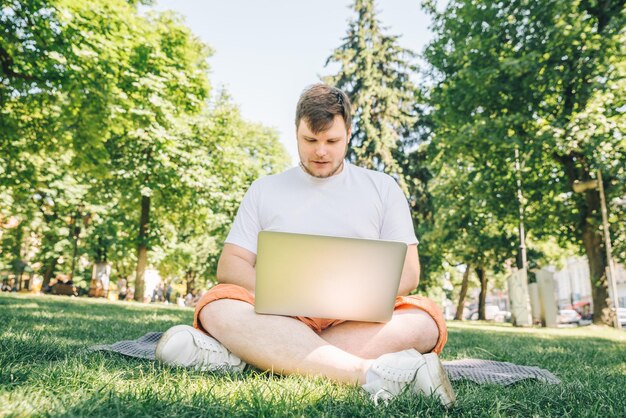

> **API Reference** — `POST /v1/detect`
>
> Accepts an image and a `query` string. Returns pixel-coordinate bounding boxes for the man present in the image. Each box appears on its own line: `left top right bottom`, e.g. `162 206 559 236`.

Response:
117 278 127 301
156 84 455 406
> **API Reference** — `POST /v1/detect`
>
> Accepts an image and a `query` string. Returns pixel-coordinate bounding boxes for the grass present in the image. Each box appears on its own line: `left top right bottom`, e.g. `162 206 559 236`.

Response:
1 293 625 417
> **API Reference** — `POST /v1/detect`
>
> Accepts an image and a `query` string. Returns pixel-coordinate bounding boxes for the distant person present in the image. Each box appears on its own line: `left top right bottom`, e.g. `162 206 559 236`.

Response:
156 282 164 302
185 292 194 307
156 84 454 406
118 278 127 301
165 283 172 304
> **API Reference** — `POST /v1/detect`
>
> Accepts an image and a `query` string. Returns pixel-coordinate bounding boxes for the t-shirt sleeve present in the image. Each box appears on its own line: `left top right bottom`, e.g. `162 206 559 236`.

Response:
380 178 419 245
224 180 262 254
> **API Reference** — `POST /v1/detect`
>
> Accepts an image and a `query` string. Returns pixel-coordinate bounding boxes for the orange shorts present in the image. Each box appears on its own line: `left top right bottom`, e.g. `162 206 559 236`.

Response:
193 283 448 354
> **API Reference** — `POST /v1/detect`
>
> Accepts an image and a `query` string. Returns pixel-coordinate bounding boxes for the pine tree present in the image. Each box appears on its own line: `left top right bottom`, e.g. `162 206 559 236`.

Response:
324 0 420 193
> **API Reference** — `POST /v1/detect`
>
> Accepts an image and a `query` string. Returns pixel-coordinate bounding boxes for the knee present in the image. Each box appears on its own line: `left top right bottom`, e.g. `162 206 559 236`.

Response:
403 310 439 353
199 299 248 337
418 317 439 353
198 300 227 335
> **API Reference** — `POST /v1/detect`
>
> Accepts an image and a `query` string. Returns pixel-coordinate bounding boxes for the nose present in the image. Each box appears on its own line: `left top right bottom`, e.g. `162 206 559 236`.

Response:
315 144 327 158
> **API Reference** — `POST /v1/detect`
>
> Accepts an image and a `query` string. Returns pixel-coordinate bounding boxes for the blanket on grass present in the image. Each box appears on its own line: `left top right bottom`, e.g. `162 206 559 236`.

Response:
89 332 560 386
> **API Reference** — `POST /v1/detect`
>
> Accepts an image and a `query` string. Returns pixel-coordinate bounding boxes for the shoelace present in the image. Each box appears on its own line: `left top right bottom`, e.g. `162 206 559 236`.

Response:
192 337 232 371
372 388 393 406
370 365 421 406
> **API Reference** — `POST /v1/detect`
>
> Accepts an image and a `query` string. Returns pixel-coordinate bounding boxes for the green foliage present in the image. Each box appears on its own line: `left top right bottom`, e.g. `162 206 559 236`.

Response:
425 159 518 271
0 0 289 293
2 293 626 417
156 94 289 288
422 0 625 320
323 0 444 290
324 0 421 193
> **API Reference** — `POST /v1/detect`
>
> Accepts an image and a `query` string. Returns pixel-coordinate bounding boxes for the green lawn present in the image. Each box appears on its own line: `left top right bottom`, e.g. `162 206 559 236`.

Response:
1 293 624 417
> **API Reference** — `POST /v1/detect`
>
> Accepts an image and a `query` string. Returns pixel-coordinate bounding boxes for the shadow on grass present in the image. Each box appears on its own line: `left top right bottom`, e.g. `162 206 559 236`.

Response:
2 293 625 417
53 370 447 418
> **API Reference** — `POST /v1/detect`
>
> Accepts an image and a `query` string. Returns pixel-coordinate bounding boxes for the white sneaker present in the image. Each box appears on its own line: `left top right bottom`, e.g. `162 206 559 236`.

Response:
362 349 455 407
155 325 246 372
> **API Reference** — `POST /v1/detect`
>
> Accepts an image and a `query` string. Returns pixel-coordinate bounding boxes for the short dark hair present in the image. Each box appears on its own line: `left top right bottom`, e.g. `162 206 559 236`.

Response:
295 83 352 134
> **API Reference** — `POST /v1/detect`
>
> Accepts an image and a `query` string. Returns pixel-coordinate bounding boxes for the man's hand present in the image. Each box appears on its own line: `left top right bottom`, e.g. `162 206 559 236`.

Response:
397 244 420 296
216 243 257 294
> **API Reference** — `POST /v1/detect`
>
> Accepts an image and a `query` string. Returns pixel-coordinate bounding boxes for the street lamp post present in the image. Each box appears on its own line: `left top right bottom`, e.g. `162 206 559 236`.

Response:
515 148 527 272
573 170 622 329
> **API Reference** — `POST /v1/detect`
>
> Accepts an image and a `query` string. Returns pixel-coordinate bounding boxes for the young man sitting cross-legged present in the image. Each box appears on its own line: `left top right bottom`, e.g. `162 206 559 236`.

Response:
156 83 455 407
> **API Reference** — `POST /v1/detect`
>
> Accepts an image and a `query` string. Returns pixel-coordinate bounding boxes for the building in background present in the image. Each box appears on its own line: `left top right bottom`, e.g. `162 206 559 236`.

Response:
553 257 626 311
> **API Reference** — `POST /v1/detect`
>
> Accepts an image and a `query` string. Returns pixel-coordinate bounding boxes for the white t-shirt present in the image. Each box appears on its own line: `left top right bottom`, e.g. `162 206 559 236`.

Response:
225 161 418 254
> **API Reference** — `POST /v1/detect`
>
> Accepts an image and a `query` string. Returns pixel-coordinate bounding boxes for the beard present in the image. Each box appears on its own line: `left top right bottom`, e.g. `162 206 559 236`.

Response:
299 159 344 178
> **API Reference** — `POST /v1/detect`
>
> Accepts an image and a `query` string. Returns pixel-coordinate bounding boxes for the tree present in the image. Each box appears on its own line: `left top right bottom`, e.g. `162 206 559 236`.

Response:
324 0 421 193
423 0 626 324
323 0 446 290
426 158 518 319
97 9 211 301
157 93 290 292
1 0 292 299
0 0 137 284
454 264 471 321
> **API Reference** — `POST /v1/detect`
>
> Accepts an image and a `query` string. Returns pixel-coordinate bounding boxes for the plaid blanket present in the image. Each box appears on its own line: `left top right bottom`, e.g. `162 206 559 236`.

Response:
89 332 560 386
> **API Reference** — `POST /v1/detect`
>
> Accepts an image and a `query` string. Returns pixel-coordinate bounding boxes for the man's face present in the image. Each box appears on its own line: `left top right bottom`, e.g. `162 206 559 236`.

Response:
297 115 350 178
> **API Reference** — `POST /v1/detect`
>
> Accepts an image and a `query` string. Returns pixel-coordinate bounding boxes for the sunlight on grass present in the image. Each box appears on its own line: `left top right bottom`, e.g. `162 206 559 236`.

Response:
448 320 626 342
1 293 625 417
4 301 40 310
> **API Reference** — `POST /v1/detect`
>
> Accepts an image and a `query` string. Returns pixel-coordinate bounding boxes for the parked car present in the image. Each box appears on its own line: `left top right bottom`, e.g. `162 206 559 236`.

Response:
468 305 512 322
557 309 581 325
617 308 626 328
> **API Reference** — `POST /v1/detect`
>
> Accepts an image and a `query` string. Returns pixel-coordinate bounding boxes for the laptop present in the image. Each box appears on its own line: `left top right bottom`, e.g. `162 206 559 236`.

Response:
254 231 407 322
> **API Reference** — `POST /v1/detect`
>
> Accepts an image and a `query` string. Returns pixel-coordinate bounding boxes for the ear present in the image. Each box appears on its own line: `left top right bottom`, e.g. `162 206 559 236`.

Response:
347 128 352 142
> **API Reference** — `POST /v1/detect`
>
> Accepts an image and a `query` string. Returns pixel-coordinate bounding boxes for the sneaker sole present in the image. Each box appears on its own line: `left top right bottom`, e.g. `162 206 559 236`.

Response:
423 353 456 407
155 324 194 363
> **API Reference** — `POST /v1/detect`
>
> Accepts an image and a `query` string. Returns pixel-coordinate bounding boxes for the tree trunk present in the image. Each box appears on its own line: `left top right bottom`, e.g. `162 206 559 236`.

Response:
38 205 61 287
476 266 488 320
95 235 107 263
11 223 24 290
549 4 620 324
582 181 613 325
69 233 80 280
185 270 196 296
41 230 60 287
11 221 23 262
134 194 150 302
555 154 610 325
582 217 611 325
454 264 471 321
42 258 57 288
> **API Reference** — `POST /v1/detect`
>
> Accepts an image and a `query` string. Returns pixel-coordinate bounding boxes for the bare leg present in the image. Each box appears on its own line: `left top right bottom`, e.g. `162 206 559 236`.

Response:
199 299 373 384
320 309 439 358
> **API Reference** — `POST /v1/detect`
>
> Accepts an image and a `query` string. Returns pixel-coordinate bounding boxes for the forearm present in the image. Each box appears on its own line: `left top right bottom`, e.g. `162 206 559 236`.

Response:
397 244 420 296
397 273 419 296
216 253 256 294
